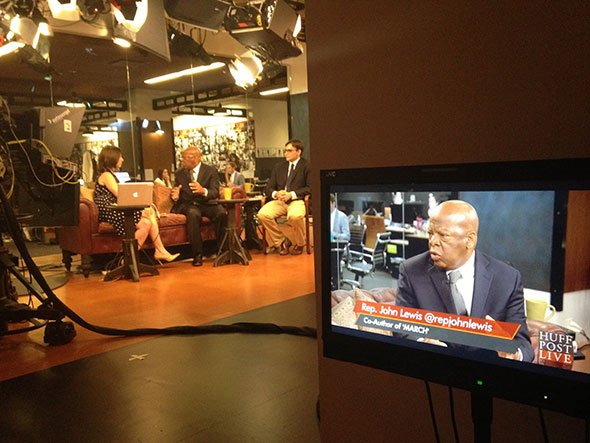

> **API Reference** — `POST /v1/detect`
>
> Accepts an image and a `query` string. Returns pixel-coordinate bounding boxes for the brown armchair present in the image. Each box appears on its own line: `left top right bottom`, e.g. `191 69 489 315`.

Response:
56 185 216 277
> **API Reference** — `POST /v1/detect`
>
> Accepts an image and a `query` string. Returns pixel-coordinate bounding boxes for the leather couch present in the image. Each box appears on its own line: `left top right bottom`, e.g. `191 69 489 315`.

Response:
56 184 216 277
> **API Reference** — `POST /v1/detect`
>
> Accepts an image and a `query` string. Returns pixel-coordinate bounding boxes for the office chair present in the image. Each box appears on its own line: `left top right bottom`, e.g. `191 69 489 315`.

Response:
343 231 391 288
347 223 366 254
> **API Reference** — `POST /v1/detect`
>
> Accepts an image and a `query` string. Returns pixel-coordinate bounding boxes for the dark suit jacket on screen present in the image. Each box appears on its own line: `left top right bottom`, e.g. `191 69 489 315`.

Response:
265 157 311 200
172 163 220 212
396 250 534 362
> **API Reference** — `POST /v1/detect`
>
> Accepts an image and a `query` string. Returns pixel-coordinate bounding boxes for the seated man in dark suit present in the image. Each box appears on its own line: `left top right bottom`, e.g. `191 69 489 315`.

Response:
257 139 311 255
171 146 227 267
395 200 534 362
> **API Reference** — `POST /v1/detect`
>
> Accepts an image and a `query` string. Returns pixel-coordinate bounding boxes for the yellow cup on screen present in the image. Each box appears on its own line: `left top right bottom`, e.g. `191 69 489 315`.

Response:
526 299 556 322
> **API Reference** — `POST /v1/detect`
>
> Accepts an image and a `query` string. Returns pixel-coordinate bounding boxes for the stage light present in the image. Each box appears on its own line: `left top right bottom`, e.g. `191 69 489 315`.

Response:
13 0 35 16
0 41 25 57
259 86 289 96
225 0 302 62
78 0 108 18
168 29 213 65
293 14 301 38
47 0 80 21
31 7 53 36
112 36 131 48
229 52 263 89
112 0 148 33
143 61 224 84
37 22 51 36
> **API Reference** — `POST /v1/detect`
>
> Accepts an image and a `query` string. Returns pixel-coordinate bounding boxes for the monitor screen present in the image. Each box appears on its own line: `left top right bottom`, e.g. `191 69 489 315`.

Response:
322 158 590 418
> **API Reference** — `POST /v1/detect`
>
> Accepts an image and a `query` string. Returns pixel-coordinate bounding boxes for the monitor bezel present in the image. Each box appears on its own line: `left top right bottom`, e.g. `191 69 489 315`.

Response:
320 158 590 419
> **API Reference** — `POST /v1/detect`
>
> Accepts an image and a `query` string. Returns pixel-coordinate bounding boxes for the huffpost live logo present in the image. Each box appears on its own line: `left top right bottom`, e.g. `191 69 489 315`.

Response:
538 331 574 366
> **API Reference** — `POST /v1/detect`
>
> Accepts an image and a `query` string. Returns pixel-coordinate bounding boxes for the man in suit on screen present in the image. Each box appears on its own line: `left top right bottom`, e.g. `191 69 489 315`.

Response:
171 146 227 267
395 200 534 362
257 139 311 255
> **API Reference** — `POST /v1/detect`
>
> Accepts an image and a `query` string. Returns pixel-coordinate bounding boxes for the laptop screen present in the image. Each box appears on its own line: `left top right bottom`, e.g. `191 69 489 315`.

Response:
114 172 131 183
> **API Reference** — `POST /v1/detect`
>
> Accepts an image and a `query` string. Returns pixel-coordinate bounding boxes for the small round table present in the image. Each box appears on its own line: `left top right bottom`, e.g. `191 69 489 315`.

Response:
103 205 159 282
213 198 252 267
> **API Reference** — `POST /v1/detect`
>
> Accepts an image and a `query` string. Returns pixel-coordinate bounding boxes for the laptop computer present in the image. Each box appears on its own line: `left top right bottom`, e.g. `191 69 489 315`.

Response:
117 182 154 207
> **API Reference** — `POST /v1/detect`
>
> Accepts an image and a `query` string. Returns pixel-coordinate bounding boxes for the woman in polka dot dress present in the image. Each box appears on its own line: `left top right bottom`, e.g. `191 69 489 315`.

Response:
94 146 179 263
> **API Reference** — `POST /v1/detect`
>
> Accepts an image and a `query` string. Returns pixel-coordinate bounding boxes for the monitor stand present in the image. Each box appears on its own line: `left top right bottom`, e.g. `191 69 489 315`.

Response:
472 391 493 443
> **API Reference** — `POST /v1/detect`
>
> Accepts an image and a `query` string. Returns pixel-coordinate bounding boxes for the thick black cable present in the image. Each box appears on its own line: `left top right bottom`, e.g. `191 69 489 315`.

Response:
424 381 441 443
0 183 316 339
448 386 460 443
538 408 549 443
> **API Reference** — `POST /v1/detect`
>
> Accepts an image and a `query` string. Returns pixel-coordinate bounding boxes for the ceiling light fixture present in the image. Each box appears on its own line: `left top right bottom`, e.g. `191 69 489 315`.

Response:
259 86 289 96
229 52 263 89
112 37 131 48
56 100 86 108
57 94 87 108
213 105 229 117
143 61 225 85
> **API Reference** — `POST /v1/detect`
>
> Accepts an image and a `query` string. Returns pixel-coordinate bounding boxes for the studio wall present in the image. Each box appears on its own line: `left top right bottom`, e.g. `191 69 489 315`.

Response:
306 2 590 442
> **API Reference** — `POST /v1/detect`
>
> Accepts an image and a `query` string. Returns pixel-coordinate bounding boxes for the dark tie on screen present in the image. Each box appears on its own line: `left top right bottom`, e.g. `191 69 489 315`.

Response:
448 270 467 315
285 163 294 191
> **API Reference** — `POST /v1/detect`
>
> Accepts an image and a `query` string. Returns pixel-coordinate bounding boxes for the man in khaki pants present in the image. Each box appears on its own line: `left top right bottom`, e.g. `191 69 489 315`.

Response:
257 139 311 255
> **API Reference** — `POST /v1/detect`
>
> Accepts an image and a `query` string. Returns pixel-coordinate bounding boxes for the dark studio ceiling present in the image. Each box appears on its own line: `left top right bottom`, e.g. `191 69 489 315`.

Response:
0 0 305 111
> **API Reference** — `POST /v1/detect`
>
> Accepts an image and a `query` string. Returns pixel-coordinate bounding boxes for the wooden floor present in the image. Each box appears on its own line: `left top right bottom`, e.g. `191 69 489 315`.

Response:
0 246 316 382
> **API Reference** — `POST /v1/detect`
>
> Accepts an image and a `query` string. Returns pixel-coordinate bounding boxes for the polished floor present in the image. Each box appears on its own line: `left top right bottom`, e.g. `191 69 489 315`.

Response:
0 244 319 442
0 245 316 381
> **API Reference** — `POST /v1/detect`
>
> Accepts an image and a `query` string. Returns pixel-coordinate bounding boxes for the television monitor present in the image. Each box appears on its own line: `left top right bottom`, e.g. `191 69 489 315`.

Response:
322 158 590 419
22 107 85 160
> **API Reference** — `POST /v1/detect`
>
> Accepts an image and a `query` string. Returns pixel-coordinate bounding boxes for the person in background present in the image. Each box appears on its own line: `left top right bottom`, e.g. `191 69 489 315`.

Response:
171 146 227 267
154 168 172 188
228 152 241 172
395 200 533 362
257 139 311 256
94 146 179 263
225 162 245 189
330 193 350 241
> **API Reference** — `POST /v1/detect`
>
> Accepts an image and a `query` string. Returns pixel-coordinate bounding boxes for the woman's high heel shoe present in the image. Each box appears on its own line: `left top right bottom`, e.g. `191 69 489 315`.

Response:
154 252 180 264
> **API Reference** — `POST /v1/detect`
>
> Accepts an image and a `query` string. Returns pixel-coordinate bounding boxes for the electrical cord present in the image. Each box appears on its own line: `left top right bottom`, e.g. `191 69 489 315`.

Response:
424 381 441 443
6 139 79 185
0 183 317 339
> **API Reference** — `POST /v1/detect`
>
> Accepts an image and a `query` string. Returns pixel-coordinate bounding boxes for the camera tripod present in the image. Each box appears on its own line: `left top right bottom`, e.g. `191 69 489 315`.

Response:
0 227 75 345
